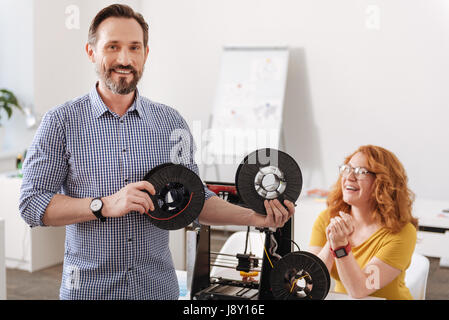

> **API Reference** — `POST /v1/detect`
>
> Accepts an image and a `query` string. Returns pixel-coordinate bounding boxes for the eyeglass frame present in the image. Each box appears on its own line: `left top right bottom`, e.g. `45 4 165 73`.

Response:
338 164 375 180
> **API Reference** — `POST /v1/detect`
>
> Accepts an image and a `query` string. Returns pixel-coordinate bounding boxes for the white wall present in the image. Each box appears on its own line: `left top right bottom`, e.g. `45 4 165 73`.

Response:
0 0 35 170
0 0 142 170
33 0 142 115
0 0 191 270
3 0 447 197
140 0 449 201
0 0 34 106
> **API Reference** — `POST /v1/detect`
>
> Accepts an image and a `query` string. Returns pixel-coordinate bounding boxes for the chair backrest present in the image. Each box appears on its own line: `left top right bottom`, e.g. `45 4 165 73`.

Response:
404 252 430 300
210 231 265 281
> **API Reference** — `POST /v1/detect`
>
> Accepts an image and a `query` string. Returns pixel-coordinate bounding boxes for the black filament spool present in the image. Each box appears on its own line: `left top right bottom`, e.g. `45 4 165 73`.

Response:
235 148 302 215
270 251 330 300
143 163 205 230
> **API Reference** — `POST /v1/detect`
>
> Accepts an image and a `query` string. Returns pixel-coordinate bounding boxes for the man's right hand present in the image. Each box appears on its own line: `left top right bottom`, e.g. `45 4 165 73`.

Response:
102 181 156 218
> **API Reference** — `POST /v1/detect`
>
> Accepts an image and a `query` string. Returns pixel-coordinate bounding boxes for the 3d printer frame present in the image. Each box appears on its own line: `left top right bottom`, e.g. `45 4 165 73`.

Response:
190 181 295 300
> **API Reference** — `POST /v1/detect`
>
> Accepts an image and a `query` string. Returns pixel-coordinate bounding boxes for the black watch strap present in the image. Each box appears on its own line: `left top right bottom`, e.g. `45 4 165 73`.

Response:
93 210 106 222
91 197 106 222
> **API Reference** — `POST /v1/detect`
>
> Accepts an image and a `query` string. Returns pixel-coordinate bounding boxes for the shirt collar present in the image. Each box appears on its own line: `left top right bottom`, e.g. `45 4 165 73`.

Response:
130 88 144 118
89 82 144 119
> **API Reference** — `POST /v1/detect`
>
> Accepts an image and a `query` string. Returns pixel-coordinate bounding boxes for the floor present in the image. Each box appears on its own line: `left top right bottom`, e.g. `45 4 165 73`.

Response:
5 230 449 300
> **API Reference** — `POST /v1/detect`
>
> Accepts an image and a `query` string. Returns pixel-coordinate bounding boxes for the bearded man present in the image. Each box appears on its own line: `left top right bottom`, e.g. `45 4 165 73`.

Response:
19 4 295 300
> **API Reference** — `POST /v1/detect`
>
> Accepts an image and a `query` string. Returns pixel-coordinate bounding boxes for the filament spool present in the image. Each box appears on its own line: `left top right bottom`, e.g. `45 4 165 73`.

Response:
143 163 205 230
270 251 330 300
235 148 302 214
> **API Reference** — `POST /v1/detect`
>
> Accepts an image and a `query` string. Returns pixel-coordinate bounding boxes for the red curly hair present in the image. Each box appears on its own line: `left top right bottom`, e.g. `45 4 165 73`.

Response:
326 145 418 233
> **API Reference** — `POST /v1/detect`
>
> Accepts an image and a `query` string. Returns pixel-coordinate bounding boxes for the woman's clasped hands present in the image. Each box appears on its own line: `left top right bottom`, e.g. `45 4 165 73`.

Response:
326 211 355 250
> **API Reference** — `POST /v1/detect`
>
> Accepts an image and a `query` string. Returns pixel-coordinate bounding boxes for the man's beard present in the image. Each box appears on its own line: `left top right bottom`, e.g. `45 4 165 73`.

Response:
97 64 142 95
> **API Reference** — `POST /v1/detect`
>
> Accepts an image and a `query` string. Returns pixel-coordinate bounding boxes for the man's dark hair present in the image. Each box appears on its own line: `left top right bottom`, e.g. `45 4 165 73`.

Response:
88 4 149 48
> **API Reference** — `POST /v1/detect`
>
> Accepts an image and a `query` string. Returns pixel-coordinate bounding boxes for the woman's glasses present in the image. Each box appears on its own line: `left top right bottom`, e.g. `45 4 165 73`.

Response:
339 164 374 180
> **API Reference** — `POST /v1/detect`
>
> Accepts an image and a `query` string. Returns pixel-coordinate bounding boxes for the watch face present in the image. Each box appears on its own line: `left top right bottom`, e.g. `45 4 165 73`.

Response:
335 248 347 258
91 199 102 211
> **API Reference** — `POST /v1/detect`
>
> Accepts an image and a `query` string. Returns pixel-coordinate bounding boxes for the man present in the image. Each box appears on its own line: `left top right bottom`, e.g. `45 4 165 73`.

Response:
19 4 295 300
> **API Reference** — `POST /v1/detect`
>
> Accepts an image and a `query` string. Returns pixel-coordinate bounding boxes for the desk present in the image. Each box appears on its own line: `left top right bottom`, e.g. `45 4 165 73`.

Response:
0 219 6 299
177 270 190 300
413 198 449 267
175 270 383 300
0 173 65 272
294 195 449 267
325 292 384 300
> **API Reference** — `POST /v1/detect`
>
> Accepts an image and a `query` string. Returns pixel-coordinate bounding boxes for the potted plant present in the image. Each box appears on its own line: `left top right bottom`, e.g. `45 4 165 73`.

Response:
0 89 23 123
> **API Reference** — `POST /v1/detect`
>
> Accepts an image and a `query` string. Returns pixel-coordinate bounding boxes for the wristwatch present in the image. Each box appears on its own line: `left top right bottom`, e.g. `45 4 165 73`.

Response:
90 197 106 222
330 243 351 259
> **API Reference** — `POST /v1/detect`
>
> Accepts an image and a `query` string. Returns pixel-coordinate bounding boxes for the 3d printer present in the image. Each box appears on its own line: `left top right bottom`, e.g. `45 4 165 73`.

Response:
140 148 331 300
190 149 331 300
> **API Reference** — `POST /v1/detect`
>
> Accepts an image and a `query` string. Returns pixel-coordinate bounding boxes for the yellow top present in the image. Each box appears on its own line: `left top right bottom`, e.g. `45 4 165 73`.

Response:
309 209 417 300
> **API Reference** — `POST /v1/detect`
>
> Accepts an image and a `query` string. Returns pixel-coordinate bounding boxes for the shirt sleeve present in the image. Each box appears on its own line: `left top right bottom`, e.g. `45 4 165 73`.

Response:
19 110 68 227
374 223 417 271
309 209 330 248
172 111 216 201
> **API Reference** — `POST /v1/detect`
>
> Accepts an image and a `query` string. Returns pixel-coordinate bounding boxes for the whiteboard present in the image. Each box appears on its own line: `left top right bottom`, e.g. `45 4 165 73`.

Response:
206 47 290 159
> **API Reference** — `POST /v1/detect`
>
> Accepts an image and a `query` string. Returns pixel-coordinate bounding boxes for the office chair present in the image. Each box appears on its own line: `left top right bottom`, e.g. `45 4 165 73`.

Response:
405 252 430 300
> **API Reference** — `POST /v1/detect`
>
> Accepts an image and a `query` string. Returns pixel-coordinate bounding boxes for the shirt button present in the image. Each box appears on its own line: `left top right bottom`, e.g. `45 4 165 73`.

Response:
122 148 126 153
124 178 129 183
128 267 133 271
128 238 132 242
120 119 124 123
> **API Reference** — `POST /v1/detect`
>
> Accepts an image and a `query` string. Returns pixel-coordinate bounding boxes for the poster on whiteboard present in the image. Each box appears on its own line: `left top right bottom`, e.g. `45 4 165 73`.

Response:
207 47 289 160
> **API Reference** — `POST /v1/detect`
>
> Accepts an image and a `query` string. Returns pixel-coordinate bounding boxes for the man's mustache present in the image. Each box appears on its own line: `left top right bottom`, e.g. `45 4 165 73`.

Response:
107 65 138 75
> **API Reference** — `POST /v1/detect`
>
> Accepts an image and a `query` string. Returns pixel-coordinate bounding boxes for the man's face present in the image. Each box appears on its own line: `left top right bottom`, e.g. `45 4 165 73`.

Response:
87 17 149 95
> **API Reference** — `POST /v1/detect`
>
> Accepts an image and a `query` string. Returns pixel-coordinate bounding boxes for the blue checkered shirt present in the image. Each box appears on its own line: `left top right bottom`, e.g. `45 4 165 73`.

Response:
19 84 215 300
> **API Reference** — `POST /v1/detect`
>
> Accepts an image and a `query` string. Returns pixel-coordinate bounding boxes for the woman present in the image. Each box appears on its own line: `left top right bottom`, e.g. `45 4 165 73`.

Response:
308 145 418 300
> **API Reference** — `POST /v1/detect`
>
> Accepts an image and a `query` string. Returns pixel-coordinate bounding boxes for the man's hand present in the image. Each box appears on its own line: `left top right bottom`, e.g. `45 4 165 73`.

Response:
252 199 295 228
102 181 156 218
